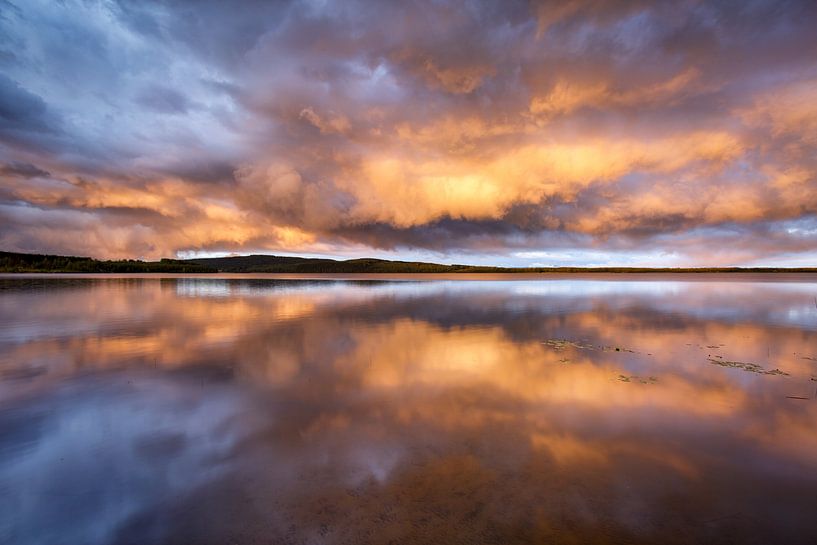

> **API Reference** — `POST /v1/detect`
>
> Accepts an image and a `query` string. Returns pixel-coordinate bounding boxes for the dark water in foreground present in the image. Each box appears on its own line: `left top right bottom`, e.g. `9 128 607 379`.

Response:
1 274 816 545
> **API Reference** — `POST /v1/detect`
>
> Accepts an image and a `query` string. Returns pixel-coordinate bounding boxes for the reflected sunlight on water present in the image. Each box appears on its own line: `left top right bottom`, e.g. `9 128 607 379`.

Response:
1 275 816 544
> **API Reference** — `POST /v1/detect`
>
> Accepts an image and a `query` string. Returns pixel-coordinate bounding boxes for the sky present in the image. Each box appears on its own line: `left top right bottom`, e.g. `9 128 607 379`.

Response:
1 0 816 267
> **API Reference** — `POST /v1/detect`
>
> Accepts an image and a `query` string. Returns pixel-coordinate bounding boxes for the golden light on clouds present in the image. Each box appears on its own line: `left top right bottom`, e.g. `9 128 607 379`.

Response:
1 1 816 265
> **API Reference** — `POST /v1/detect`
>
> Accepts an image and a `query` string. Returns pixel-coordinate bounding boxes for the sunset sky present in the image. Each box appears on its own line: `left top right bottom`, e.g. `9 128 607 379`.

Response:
1 0 816 267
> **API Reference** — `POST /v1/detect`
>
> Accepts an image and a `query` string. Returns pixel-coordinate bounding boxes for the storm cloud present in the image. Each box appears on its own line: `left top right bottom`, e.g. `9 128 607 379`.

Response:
1 0 816 265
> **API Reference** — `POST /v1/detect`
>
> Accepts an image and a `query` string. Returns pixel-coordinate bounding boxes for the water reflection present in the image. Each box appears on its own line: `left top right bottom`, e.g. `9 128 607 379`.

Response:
1 276 816 544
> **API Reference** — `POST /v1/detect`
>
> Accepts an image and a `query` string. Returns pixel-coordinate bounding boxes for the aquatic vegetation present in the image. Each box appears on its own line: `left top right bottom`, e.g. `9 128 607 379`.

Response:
602 346 636 353
707 357 789 376
541 339 595 351
542 339 636 353
617 375 658 384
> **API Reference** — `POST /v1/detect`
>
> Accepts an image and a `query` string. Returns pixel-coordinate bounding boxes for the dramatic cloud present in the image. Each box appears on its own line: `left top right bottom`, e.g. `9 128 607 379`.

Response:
1 0 816 265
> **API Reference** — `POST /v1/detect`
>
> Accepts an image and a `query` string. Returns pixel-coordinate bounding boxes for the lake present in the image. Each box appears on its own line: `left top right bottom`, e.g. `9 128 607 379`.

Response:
1 274 816 545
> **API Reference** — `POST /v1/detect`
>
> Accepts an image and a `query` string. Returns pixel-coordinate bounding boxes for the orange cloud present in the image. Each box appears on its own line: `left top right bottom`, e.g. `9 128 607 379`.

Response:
337 130 743 228
529 68 703 118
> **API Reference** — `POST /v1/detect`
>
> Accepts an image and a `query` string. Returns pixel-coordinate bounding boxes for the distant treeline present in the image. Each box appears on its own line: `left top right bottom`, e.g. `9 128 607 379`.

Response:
2 250 816 274
187 255 474 273
185 255 817 273
0 251 214 273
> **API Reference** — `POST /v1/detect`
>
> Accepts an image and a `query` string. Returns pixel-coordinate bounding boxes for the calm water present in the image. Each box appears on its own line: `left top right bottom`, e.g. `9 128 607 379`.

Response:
1 274 816 545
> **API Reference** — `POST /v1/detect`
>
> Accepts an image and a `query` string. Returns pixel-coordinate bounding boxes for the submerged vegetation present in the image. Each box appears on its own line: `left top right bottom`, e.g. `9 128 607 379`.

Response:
541 339 596 351
618 375 658 384
542 339 636 353
542 337 794 379
707 357 789 376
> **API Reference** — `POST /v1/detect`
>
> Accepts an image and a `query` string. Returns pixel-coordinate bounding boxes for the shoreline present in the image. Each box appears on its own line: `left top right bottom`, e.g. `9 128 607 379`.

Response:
3 271 817 283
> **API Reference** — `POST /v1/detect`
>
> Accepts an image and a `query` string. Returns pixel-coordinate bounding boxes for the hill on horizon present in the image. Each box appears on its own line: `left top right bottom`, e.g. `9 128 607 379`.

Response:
2 250 816 274
185 254 480 273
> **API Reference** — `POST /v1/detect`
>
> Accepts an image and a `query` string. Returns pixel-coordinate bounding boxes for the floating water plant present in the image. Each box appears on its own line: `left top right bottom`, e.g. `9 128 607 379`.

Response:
707 357 789 376
617 375 657 384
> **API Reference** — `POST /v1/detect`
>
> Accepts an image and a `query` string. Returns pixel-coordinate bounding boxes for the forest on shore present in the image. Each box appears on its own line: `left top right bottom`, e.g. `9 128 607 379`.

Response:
2 250 815 274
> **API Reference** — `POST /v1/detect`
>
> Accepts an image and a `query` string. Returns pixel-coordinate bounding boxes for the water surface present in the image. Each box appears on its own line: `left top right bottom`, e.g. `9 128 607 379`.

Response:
1 274 816 544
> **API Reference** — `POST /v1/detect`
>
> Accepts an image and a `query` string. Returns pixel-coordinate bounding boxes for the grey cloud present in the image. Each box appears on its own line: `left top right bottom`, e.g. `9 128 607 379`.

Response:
0 74 57 134
135 85 195 115
158 159 238 185
0 161 49 178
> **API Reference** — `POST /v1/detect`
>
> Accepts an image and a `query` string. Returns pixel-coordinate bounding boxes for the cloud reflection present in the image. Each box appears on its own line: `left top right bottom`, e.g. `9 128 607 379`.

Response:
1 277 817 543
